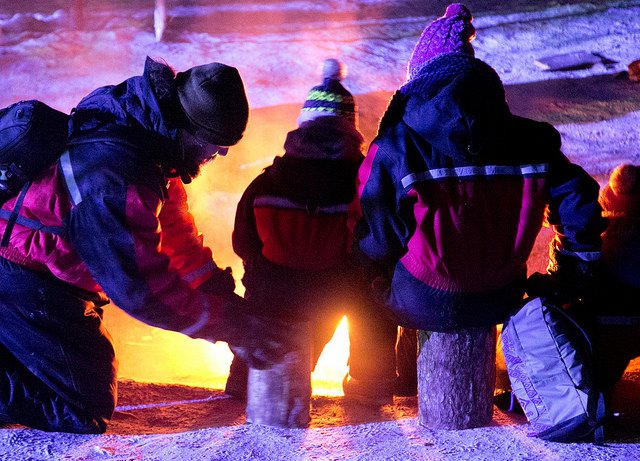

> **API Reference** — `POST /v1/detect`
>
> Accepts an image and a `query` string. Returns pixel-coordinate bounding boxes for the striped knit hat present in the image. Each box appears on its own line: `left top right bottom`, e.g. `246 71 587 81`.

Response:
297 59 357 126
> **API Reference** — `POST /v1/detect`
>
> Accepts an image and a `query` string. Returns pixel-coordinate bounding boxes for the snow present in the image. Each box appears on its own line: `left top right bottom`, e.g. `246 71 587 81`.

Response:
1 0 640 459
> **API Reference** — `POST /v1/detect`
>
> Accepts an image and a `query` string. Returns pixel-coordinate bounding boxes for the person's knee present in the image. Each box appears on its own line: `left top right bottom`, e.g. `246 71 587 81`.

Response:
73 415 109 434
60 405 113 434
52 390 116 434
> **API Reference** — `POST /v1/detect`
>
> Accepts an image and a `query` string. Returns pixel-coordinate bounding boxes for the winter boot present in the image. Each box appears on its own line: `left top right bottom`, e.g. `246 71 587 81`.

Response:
342 375 394 407
394 327 417 397
225 356 248 400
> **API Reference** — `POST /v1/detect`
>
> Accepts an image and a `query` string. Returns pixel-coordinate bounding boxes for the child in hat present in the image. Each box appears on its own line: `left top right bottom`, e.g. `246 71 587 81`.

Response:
226 59 397 404
593 164 640 390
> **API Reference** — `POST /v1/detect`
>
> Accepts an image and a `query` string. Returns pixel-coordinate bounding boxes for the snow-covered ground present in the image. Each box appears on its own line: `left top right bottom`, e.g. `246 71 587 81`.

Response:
1 0 640 459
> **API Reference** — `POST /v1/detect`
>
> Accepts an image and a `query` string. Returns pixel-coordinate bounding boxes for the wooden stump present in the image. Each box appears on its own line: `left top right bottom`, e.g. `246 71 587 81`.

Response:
417 326 497 430
246 321 311 428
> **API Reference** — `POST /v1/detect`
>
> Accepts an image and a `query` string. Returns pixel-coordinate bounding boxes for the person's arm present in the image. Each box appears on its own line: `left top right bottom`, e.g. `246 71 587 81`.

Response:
67 175 292 367
159 177 234 294
231 175 263 265
68 178 223 334
354 142 414 267
542 154 607 299
547 155 605 257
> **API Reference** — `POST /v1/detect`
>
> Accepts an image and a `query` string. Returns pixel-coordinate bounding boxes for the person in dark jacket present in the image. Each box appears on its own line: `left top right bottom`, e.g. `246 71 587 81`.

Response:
225 59 397 404
592 164 640 391
0 57 288 433
354 4 605 334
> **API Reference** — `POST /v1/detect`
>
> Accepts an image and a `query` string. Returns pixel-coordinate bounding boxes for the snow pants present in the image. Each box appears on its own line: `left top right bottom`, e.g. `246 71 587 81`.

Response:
0 257 117 433
591 281 640 390
594 324 640 389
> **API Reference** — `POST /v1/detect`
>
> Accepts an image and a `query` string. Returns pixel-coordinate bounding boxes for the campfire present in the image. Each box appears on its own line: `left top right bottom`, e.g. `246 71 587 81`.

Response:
105 306 350 395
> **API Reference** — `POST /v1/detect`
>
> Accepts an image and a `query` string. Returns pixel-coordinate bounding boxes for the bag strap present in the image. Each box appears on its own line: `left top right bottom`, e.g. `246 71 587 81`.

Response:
544 300 594 352
593 391 606 446
1 181 30 247
546 299 607 445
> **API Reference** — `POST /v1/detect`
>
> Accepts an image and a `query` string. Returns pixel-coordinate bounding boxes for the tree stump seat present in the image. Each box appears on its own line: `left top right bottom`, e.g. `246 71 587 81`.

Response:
417 326 497 430
245 321 312 428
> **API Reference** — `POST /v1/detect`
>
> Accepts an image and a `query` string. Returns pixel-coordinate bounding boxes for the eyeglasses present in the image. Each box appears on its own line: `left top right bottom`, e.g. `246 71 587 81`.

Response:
215 146 229 157
180 129 229 160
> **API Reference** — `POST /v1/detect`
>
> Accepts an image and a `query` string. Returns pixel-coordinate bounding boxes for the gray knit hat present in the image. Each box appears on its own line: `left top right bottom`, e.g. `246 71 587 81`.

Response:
175 62 249 146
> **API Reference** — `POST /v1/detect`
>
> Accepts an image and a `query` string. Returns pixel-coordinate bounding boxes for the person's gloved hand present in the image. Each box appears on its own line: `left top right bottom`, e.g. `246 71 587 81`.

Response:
224 312 294 370
527 246 602 305
197 293 294 369
197 266 235 295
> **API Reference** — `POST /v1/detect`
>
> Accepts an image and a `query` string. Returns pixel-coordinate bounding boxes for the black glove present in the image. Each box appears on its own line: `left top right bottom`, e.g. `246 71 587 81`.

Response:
217 295 295 369
197 266 236 295
526 272 556 298
528 247 602 305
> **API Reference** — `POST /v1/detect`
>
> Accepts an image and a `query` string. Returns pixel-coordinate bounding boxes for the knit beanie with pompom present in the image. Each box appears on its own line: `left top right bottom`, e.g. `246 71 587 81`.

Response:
407 3 476 81
297 58 357 127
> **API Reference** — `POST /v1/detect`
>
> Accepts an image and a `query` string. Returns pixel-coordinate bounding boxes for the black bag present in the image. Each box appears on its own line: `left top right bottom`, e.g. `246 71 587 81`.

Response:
0 100 69 201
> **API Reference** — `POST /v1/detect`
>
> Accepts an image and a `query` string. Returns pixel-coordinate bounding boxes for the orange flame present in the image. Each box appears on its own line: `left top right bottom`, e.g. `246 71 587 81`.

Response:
105 307 350 395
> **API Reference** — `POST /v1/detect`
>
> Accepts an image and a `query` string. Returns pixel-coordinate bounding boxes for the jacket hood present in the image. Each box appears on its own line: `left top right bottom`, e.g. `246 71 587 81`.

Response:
143 57 182 139
69 58 180 152
380 53 512 162
69 58 192 177
262 117 364 206
283 116 364 164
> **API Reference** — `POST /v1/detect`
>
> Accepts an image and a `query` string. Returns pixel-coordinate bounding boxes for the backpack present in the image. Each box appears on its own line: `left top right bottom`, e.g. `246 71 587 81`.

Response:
501 296 606 444
0 100 69 201
0 100 69 246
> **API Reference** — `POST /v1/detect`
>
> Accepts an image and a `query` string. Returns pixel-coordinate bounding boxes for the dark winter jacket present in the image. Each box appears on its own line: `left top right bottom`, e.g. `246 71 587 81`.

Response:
597 179 640 313
355 53 605 331
0 58 226 335
232 116 364 301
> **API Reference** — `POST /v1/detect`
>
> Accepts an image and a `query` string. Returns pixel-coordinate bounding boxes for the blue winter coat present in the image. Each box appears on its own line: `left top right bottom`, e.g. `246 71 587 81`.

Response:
355 54 605 331
0 58 226 335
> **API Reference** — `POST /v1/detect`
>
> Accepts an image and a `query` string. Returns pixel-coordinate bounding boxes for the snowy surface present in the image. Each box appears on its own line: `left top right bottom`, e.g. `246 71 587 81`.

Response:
1 0 640 459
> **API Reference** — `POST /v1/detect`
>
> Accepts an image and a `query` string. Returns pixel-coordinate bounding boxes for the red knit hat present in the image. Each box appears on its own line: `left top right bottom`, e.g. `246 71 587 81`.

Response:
407 4 476 81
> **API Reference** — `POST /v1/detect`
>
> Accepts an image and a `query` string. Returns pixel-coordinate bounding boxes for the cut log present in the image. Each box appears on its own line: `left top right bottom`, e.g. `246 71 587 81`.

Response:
246 321 311 428
395 327 418 396
417 326 496 430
